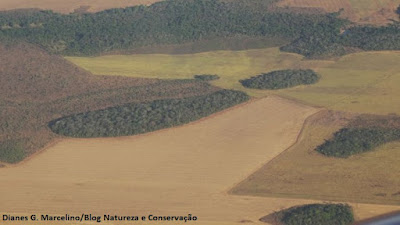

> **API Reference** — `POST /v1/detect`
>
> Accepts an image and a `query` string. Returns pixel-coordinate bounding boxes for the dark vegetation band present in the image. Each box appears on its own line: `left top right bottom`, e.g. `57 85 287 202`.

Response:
240 69 320 89
316 127 400 158
260 203 354 225
49 89 249 138
0 0 398 57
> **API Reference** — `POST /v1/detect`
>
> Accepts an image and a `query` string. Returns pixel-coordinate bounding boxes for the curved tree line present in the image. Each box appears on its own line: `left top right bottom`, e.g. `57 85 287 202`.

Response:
316 127 400 158
49 89 249 138
240 69 320 89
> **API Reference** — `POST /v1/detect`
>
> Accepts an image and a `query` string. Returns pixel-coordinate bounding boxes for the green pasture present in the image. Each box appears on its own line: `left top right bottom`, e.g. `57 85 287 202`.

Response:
66 49 400 115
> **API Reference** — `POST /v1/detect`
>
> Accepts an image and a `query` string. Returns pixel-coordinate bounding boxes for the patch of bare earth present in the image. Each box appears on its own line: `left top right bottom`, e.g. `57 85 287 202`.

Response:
0 0 163 14
276 0 399 25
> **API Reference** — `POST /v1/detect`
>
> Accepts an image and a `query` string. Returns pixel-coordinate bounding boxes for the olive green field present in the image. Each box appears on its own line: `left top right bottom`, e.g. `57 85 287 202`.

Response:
67 48 400 115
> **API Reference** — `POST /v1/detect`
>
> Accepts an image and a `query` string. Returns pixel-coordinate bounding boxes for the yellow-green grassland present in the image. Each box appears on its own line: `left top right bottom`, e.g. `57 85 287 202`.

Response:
67 49 400 115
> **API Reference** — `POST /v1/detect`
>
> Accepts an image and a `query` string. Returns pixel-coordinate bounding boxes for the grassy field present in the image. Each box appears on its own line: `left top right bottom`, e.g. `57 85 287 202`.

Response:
276 0 399 24
277 51 400 115
66 48 331 97
67 49 400 115
231 110 400 205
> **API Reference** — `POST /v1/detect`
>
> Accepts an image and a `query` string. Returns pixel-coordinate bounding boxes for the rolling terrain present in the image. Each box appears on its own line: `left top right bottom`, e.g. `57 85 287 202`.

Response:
0 0 399 224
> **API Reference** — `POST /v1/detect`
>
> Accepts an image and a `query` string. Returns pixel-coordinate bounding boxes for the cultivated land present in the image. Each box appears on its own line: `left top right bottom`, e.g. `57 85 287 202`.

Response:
0 0 162 13
0 97 323 224
67 49 400 115
66 48 332 97
232 110 400 205
1 97 399 224
276 0 400 25
0 42 218 163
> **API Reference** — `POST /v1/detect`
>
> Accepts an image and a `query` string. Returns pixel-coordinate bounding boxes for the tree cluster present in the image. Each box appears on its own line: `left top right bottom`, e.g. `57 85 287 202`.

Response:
316 128 400 158
194 74 220 81
49 89 249 137
239 69 320 89
280 204 354 225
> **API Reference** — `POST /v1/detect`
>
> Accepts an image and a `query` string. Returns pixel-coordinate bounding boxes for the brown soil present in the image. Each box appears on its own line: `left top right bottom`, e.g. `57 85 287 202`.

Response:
232 110 400 206
0 0 163 14
0 96 321 225
0 42 218 161
276 0 399 25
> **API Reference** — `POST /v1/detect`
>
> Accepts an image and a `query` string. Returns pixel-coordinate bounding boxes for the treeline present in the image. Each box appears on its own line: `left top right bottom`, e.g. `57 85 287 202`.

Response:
0 0 348 56
281 23 400 58
240 69 320 89
279 204 354 225
0 0 398 57
49 89 249 137
316 128 400 158
341 24 400 51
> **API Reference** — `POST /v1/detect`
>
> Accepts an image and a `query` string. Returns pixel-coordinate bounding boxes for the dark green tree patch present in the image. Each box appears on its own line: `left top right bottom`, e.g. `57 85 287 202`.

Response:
316 127 400 158
260 204 354 225
240 69 320 90
0 0 349 56
49 89 249 138
194 74 220 81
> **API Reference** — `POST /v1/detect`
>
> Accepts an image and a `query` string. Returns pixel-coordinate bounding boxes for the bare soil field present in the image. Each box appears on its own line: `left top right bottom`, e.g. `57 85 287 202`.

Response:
0 97 398 224
0 0 162 13
276 0 400 25
232 110 400 206
0 96 324 224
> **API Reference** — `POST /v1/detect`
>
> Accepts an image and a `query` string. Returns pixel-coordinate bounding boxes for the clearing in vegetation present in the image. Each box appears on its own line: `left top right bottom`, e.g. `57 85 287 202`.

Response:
276 0 400 25
240 69 320 90
260 203 354 225
67 49 400 115
232 110 400 205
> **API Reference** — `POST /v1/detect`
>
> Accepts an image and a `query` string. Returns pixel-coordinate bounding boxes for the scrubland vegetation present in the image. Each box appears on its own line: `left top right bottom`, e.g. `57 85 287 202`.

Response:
49 90 249 137
0 140 25 163
261 204 354 225
240 69 319 90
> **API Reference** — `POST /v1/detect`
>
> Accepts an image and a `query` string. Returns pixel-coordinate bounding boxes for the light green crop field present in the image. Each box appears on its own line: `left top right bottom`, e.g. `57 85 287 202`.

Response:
66 48 328 97
67 49 400 114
